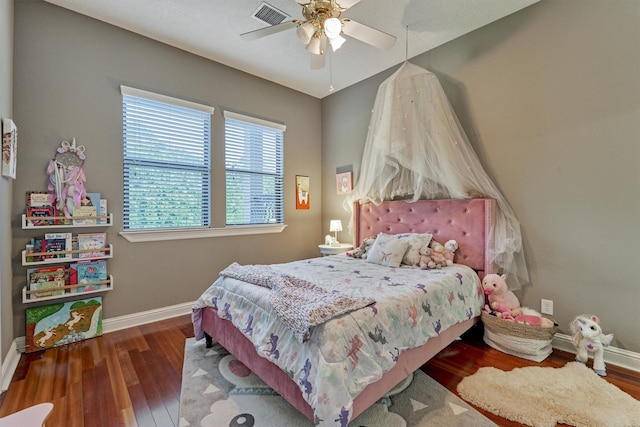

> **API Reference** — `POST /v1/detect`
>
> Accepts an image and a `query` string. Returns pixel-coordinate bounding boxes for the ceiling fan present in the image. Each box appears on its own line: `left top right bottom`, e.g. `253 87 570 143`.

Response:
241 0 397 69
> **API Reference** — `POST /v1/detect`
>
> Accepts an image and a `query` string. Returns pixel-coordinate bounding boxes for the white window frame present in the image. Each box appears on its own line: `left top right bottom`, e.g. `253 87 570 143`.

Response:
119 88 287 242
224 110 285 227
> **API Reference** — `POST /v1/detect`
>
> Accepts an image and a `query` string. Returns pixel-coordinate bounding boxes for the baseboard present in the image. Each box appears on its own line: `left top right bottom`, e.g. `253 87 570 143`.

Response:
102 301 194 333
1 340 21 392
553 332 640 373
2 301 195 391
2 305 638 393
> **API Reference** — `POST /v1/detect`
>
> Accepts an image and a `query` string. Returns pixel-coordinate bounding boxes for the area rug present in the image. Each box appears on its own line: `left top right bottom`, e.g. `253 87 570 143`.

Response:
179 337 496 426
457 362 640 427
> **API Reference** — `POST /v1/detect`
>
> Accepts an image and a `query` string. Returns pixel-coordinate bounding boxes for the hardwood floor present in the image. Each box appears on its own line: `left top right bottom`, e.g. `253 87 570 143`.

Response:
1 314 638 426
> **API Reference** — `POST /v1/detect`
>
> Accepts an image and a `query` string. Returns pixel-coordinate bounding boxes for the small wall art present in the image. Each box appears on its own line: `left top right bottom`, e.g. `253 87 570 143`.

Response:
25 297 103 353
2 118 17 179
295 175 310 210
336 171 353 194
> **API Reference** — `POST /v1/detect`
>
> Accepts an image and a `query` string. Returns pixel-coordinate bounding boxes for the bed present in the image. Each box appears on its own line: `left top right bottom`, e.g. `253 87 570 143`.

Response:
192 198 496 426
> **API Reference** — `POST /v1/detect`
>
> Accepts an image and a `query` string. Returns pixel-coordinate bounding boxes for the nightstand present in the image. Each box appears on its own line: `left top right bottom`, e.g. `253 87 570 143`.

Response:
318 243 353 256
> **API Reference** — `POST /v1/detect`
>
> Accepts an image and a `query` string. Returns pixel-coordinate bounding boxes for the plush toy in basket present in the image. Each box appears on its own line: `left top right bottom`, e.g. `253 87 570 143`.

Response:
569 314 614 376
480 273 556 362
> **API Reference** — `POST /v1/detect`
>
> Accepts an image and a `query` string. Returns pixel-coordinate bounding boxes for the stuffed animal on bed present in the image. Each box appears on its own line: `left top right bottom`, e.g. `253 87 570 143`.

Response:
444 239 458 265
418 245 436 269
427 240 448 268
346 236 375 259
482 273 522 317
570 314 614 376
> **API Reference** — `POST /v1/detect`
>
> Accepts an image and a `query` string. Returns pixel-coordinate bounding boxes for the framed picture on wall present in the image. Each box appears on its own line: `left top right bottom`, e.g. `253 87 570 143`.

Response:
336 171 352 194
2 118 17 179
295 175 310 210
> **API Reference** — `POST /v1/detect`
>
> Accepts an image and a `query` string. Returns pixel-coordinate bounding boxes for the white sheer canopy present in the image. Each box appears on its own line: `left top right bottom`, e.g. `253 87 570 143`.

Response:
346 61 529 290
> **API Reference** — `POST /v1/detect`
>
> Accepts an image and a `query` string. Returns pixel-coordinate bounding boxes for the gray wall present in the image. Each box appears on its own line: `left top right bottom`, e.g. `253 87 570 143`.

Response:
11 2 322 336
1 2 14 365
322 0 640 352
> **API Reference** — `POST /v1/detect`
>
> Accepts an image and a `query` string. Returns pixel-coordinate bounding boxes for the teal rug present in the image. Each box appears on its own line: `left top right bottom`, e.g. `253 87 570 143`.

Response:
179 337 496 426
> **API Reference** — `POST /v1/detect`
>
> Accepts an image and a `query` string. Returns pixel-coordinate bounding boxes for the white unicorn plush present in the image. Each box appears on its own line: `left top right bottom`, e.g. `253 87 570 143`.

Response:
569 314 614 376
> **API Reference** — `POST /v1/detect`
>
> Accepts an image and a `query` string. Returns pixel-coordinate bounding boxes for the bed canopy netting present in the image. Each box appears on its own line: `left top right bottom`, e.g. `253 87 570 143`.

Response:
345 61 529 290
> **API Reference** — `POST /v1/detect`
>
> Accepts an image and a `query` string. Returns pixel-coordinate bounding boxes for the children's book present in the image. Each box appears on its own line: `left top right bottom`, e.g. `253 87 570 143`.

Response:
77 232 107 258
28 266 66 298
26 205 56 226
26 191 53 207
26 236 46 262
44 233 73 260
98 199 108 224
77 260 107 292
74 192 100 225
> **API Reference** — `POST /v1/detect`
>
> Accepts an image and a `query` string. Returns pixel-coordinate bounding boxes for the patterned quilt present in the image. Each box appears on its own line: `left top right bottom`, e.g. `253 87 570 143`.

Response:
193 255 484 427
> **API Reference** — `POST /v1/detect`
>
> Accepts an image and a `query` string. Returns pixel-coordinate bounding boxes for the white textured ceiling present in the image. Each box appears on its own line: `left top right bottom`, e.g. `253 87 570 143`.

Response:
43 0 539 98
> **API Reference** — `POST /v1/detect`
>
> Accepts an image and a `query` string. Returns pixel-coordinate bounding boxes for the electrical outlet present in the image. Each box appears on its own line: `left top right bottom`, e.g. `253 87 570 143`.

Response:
541 299 553 315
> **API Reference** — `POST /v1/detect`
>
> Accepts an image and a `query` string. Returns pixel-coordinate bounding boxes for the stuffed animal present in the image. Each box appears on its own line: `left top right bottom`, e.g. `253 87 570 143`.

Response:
418 245 436 269
482 273 522 317
427 240 448 268
444 240 458 265
570 314 614 376
346 236 375 259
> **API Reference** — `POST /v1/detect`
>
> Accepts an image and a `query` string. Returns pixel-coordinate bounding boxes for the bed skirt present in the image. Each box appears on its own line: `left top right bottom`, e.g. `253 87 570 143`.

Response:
200 306 478 421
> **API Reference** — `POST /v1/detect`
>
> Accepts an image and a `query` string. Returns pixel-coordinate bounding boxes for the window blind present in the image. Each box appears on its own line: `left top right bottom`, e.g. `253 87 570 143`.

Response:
122 86 213 230
224 111 284 226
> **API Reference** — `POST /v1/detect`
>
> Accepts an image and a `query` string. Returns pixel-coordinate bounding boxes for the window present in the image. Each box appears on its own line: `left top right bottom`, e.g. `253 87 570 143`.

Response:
121 86 214 230
224 111 285 226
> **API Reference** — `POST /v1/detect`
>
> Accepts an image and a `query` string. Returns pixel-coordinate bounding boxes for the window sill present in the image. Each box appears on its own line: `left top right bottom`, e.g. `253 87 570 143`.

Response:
119 224 287 243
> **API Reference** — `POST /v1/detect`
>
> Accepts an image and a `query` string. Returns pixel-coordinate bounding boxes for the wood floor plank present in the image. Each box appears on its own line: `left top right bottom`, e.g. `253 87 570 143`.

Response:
0 313 637 427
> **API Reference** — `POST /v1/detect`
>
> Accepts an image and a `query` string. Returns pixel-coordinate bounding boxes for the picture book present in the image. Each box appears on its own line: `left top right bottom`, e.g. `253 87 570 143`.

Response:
77 233 107 258
44 233 72 260
69 263 78 292
28 266 66 299
98 199 108 224
26 191 52 207
26 205 56 226
77 260 107 293
25 236 45 262
74 192 100 225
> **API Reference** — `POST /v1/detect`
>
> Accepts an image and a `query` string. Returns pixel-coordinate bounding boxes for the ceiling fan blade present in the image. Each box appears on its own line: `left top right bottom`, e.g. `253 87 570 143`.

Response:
342 19 396 50
240 20 299 41
335 0 362 9
310 36 327 69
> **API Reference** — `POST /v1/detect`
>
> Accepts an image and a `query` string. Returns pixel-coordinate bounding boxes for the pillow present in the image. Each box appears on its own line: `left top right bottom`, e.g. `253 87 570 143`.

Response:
366 233 410 268
399 233 433 266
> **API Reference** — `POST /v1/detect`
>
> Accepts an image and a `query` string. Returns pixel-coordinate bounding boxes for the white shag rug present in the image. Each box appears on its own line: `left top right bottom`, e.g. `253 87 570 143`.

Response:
457 361 640 427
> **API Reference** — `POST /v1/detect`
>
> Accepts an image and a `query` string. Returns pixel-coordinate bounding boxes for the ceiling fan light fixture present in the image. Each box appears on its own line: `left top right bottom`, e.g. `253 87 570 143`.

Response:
323 17 342 39
296 22 315 45
329 34 345 51
306 36 322 55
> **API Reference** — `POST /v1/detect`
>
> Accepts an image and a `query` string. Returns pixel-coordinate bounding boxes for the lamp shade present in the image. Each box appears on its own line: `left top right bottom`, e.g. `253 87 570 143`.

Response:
306 36 322 55
329 219 343 232
323 17 342 39
297 22 315 45
328 34 346 51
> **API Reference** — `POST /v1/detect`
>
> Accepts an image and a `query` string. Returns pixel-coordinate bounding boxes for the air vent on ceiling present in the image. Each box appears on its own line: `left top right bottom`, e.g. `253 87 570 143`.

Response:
252 2 290 26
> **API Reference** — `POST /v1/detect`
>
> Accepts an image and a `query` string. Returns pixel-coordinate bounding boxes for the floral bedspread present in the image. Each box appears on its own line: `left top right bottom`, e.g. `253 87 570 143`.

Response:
192 255 484 427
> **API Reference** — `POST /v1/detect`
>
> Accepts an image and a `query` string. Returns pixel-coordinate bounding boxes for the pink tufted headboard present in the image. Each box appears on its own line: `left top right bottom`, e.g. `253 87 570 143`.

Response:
354 199 496 276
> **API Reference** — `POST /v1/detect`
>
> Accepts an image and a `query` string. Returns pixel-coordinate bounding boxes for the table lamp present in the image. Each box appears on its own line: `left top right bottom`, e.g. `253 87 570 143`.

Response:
329 220 342 246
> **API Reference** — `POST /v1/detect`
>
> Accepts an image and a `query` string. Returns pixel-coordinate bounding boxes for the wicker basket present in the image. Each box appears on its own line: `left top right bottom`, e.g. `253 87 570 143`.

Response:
481 311 557 362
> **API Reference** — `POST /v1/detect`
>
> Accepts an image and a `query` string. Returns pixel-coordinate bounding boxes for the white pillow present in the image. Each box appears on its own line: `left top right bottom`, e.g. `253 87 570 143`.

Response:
366 233 410 268
400 233 433 266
